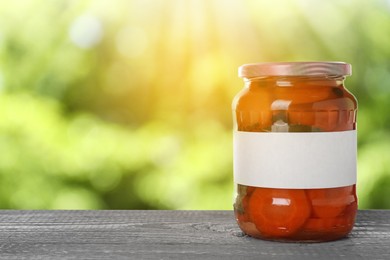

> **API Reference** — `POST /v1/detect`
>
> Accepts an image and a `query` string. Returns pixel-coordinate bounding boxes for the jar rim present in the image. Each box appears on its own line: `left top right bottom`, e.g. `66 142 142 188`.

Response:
238 62 352 78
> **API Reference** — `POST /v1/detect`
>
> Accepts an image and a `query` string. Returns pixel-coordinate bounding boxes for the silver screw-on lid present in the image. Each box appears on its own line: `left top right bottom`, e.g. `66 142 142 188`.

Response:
238 62 352 78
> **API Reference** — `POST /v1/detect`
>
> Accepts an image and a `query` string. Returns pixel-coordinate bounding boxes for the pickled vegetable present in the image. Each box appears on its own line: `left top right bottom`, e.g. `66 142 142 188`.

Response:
248 188 311 238
235 185 357 241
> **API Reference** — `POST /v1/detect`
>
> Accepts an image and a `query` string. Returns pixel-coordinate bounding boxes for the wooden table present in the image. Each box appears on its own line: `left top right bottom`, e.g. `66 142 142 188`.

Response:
0 210 388 259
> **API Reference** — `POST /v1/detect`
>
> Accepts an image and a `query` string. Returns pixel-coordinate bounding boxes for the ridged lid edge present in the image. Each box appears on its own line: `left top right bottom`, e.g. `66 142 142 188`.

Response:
238 62 352 78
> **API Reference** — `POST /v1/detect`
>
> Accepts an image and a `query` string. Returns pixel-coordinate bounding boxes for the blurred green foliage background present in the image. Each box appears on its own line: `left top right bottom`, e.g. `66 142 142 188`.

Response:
0 0 389 209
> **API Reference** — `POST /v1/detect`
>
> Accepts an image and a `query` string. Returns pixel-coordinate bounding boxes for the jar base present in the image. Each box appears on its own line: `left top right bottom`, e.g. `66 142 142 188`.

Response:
245 233 350 243
238 221 353 243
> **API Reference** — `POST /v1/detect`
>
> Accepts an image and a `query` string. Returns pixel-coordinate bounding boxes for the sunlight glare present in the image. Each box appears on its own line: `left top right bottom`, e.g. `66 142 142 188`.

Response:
116 26 148 58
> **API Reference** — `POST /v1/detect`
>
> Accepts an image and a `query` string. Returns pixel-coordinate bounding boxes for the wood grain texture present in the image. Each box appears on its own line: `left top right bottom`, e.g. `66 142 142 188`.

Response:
0 210 389 259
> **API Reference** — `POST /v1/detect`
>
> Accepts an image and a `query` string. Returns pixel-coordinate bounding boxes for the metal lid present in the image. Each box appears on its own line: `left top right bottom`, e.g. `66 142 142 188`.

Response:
238 62 352 78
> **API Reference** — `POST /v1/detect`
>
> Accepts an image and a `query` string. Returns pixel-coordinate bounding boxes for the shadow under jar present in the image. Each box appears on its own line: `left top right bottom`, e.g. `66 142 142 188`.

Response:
232 62 358 242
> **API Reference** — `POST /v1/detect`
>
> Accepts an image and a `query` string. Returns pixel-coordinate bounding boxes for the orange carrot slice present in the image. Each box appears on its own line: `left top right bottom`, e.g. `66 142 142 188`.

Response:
248 188 311 237
307 185 356 218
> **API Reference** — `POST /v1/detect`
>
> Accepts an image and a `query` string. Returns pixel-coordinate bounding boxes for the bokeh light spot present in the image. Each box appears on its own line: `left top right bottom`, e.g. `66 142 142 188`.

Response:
69 14 103 49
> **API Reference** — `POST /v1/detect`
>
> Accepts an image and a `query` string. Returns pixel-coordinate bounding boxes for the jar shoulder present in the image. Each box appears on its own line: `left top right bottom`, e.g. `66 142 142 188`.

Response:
233 86 357 112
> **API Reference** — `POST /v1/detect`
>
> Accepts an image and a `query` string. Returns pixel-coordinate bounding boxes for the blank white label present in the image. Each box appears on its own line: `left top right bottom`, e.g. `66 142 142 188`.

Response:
233 130 357 189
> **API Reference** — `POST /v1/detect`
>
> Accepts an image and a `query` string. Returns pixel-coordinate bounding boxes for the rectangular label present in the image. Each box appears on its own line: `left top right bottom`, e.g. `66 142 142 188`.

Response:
233 130 357 189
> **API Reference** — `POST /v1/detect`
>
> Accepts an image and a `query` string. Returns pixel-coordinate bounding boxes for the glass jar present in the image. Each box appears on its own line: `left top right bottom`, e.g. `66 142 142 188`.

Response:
232 62 358 242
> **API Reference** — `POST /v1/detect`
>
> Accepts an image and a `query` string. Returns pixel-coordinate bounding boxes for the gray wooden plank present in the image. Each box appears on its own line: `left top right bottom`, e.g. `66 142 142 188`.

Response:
0 210 388 259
